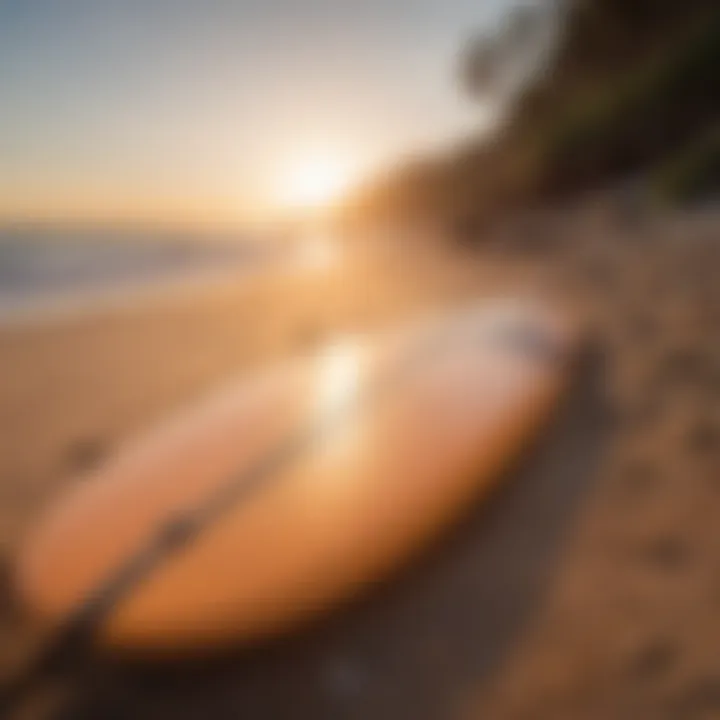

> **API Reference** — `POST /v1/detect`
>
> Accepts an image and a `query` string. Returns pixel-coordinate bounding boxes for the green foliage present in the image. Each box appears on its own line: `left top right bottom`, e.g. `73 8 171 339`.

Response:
539 8 720 192
344 0 720 229
651 124 720 202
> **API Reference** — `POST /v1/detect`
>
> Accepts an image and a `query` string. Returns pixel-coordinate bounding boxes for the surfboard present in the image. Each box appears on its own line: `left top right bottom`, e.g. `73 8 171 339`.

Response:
14 299 578 653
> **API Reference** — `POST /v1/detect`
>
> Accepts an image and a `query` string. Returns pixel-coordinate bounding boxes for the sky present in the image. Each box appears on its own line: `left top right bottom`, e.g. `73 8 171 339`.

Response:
0 0 517 226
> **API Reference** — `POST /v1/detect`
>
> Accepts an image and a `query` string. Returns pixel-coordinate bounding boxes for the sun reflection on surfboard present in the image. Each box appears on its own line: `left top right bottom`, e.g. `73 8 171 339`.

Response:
316 340 363 419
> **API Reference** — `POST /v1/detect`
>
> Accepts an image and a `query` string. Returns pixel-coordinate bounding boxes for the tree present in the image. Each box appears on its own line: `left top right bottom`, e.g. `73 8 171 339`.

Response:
460 3 553 101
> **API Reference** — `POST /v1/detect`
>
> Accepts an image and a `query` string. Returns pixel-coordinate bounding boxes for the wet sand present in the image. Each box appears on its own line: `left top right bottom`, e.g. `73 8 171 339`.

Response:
0 203 718 718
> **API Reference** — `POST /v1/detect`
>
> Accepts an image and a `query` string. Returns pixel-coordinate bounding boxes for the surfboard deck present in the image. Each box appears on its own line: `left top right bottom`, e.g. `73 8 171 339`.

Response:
15 299 578 653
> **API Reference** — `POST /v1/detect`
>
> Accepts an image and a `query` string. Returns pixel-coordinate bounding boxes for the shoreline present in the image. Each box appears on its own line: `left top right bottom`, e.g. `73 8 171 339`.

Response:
0 245 307 329
0 204 717 718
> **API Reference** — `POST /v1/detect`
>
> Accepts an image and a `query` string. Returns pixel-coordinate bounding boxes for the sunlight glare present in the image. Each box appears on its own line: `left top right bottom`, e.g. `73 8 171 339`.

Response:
316 340 363 417
281 154 356 209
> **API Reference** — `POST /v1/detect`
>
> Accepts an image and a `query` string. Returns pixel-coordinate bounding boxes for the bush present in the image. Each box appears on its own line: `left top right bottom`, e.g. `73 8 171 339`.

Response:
538 7 720 193
651 124 720 202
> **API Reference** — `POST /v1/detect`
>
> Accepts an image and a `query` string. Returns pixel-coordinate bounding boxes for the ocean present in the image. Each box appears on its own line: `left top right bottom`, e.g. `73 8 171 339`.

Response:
0 226 266 316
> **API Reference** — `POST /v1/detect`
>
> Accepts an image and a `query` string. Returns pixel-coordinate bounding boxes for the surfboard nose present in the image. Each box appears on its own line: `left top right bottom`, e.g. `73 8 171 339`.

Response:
455 298 578 366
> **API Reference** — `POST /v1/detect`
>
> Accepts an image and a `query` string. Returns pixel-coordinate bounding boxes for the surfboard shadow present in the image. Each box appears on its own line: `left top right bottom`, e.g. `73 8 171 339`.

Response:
63 345 612 720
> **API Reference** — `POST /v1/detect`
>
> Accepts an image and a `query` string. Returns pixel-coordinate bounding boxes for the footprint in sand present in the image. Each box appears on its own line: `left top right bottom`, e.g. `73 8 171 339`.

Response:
628 636 679 682
639 534 690 572
64 436 109 474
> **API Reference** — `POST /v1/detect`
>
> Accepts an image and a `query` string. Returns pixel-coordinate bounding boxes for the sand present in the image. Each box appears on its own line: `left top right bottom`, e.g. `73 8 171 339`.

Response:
0 201 717 719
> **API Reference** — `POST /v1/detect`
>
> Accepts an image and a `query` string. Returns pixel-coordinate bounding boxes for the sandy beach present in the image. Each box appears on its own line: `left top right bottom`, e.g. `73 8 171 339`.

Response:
0 202 718 719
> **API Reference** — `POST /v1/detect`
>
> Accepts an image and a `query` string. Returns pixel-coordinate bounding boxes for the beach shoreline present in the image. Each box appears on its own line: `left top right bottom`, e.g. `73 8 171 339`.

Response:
0 203 718 719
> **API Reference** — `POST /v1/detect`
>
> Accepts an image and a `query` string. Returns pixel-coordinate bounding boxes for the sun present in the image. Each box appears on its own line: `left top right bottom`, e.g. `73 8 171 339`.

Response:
281 154 356 210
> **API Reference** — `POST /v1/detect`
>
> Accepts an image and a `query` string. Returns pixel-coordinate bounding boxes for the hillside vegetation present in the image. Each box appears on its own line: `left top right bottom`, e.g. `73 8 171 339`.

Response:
342 0 720 230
